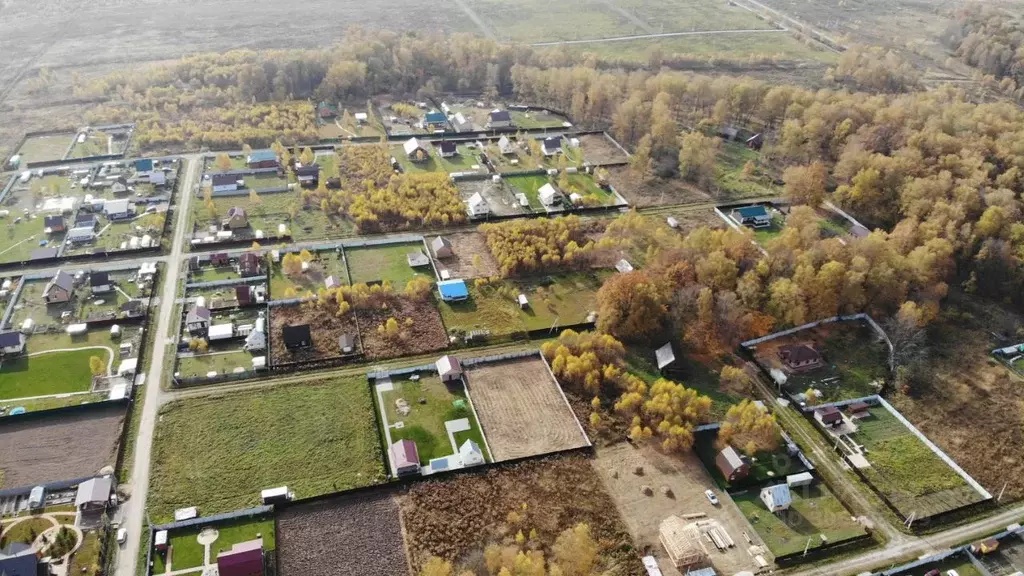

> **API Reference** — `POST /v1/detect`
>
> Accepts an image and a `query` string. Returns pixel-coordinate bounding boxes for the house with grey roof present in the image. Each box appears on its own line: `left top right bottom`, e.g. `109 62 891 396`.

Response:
44 270 74 304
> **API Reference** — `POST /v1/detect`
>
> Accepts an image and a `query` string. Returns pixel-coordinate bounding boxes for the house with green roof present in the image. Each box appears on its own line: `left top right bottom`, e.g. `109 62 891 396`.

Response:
730 205 771 228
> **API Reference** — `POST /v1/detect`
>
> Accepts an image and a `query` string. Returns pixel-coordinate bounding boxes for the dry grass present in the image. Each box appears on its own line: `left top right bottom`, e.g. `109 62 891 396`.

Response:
269 302 361 366
605 166 712 208
356 295 449 360
579 134 629 165
430 232 500 280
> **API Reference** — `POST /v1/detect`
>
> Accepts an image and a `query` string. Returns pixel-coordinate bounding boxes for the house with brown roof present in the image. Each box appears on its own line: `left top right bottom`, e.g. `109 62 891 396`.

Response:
815 406 843 427
715 446 750 483
217 538 265 576
222 207 248 230
237 252 262 278
44 270 74 304
846 401 871 419
779 343 823 372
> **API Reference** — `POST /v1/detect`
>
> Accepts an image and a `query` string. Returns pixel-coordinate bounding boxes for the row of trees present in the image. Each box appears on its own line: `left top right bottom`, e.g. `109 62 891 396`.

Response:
419 523 601 576
480 215 595 277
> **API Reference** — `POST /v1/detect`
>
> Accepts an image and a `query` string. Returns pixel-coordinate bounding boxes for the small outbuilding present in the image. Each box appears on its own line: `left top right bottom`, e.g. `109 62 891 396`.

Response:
295 165 320 188
431 236 454 259
459 439 485 467
208 323 235 341
339 333 355 354
90 271 113 294
715 446 750 483
211 173 240 193
43 214 66 233
0 331 25 356
760 484 792 513
655 342 676 371
538 183 561 206
815 406 843 427
846 401 871 419
75 476 113 512
438 141 458 158
437 279 469 302
786 471 814 488
407 250 430 268
403 137 429 162
436 354 463 383
325 275 342 290
282 324 312 350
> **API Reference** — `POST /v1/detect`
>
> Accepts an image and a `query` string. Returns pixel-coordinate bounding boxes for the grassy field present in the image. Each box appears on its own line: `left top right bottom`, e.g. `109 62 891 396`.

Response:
515 272 605 331
175 350 255 379
732 483 866 557
345 242 433 288
0 217 51 264
189 265 240 283
0 348 107 400
438 145 485 173
164 517 275 571
67 133 108 159
509 110 571 129
0 517 54 546
715 142 781 200
752 214 786 245
381 376 489 465
194 188 353 243
438 283 528 338
561 32 838 64
67 530 102 576
269 250 349 297
15 134 73 165
505 174 549 210
148 376 386 522
5 392 107 414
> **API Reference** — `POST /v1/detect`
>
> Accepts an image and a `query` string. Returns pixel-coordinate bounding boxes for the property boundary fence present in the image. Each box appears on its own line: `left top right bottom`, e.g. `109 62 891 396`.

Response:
208 185 289 198
740 313 891 353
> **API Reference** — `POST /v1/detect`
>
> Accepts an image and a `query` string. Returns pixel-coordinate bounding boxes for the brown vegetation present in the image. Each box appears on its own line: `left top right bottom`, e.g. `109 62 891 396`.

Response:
269 301 360 365
356 293 448 360
480 216 595 277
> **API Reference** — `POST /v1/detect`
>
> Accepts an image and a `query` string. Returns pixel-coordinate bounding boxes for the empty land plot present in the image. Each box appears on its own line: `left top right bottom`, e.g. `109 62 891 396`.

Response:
277 488 407 576
732 483 867 558
465 357 587 461
514 272 606 331
848 405 984 518
592 442 764 575
15 134 73 165
616 0 775 32
606 167 712 207
346 242 434 288
147 376 385 522
561 32 836 64
579 134 628 165
0 348 107 400
429 232 500 279
357 294 449 360
269 301 361 365
0 404 124 489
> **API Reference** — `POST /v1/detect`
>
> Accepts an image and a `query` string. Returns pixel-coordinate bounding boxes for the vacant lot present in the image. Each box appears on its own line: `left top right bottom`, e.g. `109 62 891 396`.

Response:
732 483 866 557
579 134 628 165
592 442 765 574
0 404 124 489
14 134 73 165
516 272 605 331
438 283 527 340
400 453 643 574
605 167 712 208
0 348 106 400
346 242 434 288
428 232 500 279
148 376 385 522
356 295 448 360
465 357 587 461
269 301 361 365
278 488 407 576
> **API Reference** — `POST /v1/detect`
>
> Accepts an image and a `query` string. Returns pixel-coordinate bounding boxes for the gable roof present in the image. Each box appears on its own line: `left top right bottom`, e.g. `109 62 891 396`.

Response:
781 344 820 364
718 446 745 471
211 173 238 186
538 183 559 202
468 192 487 209
655 343 676 370
75 476 112 507
90 271 110 287
282 324 311 346
0 552 39 576
295 165 319 177
407 251 430 267
186 306 211 324
431 236 452 252
542 136 563 151
734 205 769 219
43 215 64 228
438 141 457 154
498 135 515 153
403 137 425 156
489 110 512 122
392 439 419 469
227 206 246 219
48 270 73 293
761 483 792 508
459 439 484 465
247 149 277 163
104 199 131 215
436 354 462 377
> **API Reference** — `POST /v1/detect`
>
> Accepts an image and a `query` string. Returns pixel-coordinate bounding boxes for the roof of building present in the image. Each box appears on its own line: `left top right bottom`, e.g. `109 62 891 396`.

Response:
227 206 246 219
282 324 311 346
403 137 425 156
295 165 320 177
339 333 354 349
437 279 469 300
761 483 792 509
0 331 24 348
211 173 238 186
43 215 64 227
90 271 110 287
392 439 419 469
687 568 717 576
436 354 462 377
247 150 277 163
498 135 515 152
407 251 430 267
733 205 769 219
186 305 211 323
432 236 452 252
489 110 512 122
75 476 112 507
103 199 131 215
781 344 820 364
718 446 745 471
424 111 447 124
655 342 676 370
658 516 707 566
0 552 40 576
847 401 871 413
67 227 96 241
30 247 58 260
325 275 342 288
135 158 154 172
468 192 487 209
75 213 97 225
438 141 457 154
217 538 264 575
208 323 234 339
235 285 252 300
542 136 563 151
48 270 73 293
460 439 484 465
538 183 559 202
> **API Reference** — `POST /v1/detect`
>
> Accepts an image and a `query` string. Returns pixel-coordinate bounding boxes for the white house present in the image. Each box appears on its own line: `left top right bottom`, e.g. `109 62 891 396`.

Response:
436 355 463 383
467 192 490 217
487 110 514 129
498 135 516 155
403 137 429 162
459 439 485 467
538 183 561 206
760 484 792 513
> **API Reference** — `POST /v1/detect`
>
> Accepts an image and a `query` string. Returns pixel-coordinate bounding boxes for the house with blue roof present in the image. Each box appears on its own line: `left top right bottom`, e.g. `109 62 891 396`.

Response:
760 483 792 512
424 111 448 131
437 279 469 302
730 205 772 228
246 149 279 169
134 158 154 173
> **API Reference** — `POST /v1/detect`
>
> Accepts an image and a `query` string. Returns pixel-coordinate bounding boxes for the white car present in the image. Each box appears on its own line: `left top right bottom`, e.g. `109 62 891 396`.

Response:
946 571 959 576
705 489 719 506
117 528 127 545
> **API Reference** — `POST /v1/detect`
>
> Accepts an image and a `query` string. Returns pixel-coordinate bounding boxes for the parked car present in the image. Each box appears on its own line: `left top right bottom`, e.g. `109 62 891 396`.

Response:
705 489 719 506
117 528 127 545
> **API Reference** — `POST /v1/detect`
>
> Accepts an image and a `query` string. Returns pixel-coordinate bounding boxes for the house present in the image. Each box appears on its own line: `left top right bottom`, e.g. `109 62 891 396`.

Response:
43 215 65 233
714 446 750 483
235 285 254 306
90 271 113 294
779 344 822 372
75 213 98 229
846 401 872 419
407 251 430 268
245 319 266 352
354 112 368 124
438 141 458 158
392 439 421 477
538 183 561 206
0 331 25 355
745 133 764 150
403 138 429 162
436 354 463 382
44 270 74 304
325 275 342 290
760 484 792 513
541 136 563 156
212 173 240 193
730 205 771 228
615 259 634 273
815 406 843 427
75 476 112 512
0 550 43 576
423 111 447 130
210 252 230 266
431 236 453 259
247 149 279 169
282 324 312 350
437 279 469 302
487 110 513 129
217 538 265 576
222 207 249 230
237 252 262 277
66 227 96 244
104 198 135 221
655 342 676 371
452 113 472 132
185 305 211 335
148 170 167 186
339 333 355 354
134 158 154 174
498 135 516 155
659 516 709 570
317 102 337 119
111 181 128 196
295 165 319 188
467 192 490 217
459 439 485 467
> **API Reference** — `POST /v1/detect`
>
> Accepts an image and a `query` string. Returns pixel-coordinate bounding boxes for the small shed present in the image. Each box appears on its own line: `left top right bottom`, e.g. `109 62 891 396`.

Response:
154 530 169 551
517 293 529 309
538 183 560 206
436 354 463 383
498 135 516 155
282 324 312 350
392 439 421 477
715 446 750 483
760 484 792 512
339 333 355 354
846 401 871 419
786 472 814 488
655 343 676 371
90 271 113 294
407 251 430 268
437 279 469 302
815 406 843 427
208 323 234 341
431 236 454 259
438 141 458 158
459 439 485 467
325 275 342 290
75 476 113 512
615 259 634 273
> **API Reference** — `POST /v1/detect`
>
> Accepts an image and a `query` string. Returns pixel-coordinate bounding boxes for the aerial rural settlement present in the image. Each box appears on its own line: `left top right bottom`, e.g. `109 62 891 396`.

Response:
2 1 1024 576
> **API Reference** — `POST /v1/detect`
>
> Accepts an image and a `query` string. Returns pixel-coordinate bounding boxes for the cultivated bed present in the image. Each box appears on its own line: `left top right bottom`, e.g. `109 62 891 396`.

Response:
464 357 588 461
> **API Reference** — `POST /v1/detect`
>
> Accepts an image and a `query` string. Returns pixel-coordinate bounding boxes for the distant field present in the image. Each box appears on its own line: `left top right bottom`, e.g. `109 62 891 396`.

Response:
560 32 837 63
14 134 72 165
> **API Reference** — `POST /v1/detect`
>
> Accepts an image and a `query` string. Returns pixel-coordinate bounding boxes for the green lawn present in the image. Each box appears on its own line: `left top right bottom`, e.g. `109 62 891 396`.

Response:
67 530 102 576
732 483 866 557
242 174 288 191
148 375 386 522
166 517 275 571
902 556 983 576
381 376 490 465
391 144 442 174
513 272 605 331
0 348 108 400
694 429 808 490
176 350 255 379
771 324 889 402
438 283 528 338
561 32 837 64
752 215 785 245
0 217 52 264
562 173 617 206
4 392 107 414
438 145 485 173
0 517 54 546
345 242 433 288
624 347 738 419
509 110 570 129
269 250 349 298
193 187 354 244
189 265 241 283
715 142 781 200
68 133 109 159
505 174 550 211
15 134 73 165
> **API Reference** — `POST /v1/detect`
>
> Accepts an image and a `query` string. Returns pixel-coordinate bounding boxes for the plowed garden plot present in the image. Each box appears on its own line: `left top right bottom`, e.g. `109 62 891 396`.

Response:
355 295 448 360
579 134 628 165
400 453 643 575
269 302 360 366
277 487 407 576
464 357 588 461
428 232 499 279
0 404 124 489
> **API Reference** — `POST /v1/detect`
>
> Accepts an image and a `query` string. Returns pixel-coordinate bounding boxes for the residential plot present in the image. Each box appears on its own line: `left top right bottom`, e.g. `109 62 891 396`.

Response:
464 356 588 461
428 232 500 280
14 134 73 166
893 552 985 576
514 272 605 331
976 530 1024 575
0 404 124 489
151 516 275 574
579 133 629 165
147 375 386 522
277 488 407 576
269 249 349 297
456 179 529 217
269 301 361 366
616 0 775 32
356 293 448 360
438 283 528 341
694 427 809 491
345 241 434 288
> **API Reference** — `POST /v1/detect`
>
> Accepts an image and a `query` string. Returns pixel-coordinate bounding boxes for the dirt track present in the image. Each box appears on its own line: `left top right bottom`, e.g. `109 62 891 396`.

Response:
465 357 588 461
0 403 124 489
